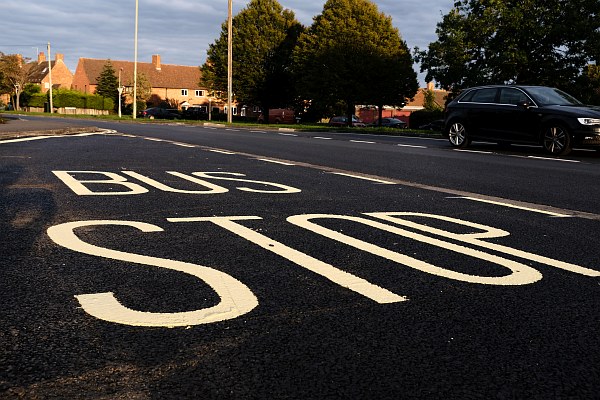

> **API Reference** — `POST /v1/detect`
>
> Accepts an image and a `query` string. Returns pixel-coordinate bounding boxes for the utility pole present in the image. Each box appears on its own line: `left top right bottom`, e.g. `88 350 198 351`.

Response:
227 0 233 124
118 68 123 118
47 42 53 113
133 0 139 119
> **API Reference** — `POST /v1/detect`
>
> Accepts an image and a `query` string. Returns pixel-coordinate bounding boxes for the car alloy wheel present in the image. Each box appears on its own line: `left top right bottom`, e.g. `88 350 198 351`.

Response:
543 125 572 156
448 121 469 148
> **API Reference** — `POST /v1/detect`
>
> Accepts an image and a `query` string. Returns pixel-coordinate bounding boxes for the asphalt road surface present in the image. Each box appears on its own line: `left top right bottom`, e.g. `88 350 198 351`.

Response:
2 117 600 399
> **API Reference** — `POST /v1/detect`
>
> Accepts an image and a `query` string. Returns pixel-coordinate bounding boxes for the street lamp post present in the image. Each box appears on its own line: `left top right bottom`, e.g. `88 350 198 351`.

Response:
118 68 124 118
227 0 233 124
133 0 139 119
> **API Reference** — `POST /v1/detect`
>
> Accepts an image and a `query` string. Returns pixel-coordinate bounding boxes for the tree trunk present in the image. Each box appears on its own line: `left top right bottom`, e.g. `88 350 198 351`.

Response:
346 102 354 127
377 104 384 126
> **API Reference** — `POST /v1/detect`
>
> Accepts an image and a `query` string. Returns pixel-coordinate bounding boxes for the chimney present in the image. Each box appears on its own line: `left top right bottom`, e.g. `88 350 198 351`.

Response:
55 53 64 62
38 52 46 64
152 54 161 70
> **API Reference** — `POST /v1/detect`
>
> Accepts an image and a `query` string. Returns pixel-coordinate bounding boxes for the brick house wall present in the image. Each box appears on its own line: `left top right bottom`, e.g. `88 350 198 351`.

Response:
28 52 73 92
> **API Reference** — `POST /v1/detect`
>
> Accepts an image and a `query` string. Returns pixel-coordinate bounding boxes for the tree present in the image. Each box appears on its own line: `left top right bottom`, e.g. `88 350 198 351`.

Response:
417 0 600 95
0 53 31 111
127 72 152 113
293 0 417 126
95 60 119 111
200 0 302 122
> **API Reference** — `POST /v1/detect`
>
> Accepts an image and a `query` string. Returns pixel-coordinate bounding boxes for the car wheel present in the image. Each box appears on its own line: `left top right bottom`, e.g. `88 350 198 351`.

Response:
542 124 572 156
447 121 470 148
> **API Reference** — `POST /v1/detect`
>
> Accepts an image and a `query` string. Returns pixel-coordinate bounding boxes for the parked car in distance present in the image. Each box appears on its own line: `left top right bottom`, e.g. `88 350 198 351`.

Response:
370 117 407 129
418 119 444 131
257 108 296 124
182 106 208 120
138 107 181 120
328 115 366 127
443 85 600 155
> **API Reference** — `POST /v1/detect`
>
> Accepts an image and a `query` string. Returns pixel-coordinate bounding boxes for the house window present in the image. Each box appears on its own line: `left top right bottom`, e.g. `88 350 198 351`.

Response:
195 90 204 97
181 89 188 96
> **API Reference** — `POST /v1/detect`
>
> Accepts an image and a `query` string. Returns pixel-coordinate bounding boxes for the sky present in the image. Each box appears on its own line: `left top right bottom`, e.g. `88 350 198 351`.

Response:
1 0 453 86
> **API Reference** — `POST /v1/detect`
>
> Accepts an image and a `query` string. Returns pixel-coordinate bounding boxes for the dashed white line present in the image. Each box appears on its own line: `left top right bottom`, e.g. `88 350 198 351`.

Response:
453 149 494 154
172 143 197 148
278 133 298 136
314 137 333 140
526 156 580 163
350 140 376 144
251 130 267 133
209 149 236 155
397 144 427 149
329 172 396 184
258 159 296 166
450 196 571 217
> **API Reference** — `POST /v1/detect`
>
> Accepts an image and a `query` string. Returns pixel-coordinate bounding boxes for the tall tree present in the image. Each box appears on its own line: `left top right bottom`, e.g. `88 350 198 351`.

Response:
293 0 417 126
95 60 119 111
0 53 31 111
200 0 302 121
417 0 600 95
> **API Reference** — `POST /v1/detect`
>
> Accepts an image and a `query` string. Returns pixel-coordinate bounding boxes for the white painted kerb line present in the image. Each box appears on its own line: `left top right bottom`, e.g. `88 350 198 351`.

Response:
453 196 571 217
329 172 396 185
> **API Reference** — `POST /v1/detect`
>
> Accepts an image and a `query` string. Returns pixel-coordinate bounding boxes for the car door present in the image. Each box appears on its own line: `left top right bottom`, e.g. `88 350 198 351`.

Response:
495 88 540 143
464 88 499 139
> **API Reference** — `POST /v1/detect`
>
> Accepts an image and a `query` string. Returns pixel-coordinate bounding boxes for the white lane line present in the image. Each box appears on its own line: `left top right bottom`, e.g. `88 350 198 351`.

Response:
209 149 236 155
0 132 105 144
258 158 296 166
450 196 571 217
144 137 164 142
329 172 396 184
453 149 494 154
251 130 267 133
527 156 580 163
314 136 333 140
278 133 298 136
397 144 427 149
350 140 376 144
225 129 240 132
173 142 197 148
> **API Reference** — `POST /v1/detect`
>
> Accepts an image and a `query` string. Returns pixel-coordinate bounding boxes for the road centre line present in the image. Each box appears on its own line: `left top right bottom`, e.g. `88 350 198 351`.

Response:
350 140 376 144
449 197 571 217
258 159 296 166
453 149 495 154
526 156 580 163
209 149 237 155
397 144 427 149
172 142 197 148
278 133 298 136
329 172 396 184
251 130 267 133
314 136 333 140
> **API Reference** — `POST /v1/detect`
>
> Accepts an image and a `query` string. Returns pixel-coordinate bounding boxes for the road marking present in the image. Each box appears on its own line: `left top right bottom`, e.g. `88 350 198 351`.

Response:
350 140 376 144
226 129 240 132
329 172 396 184
449 196 571 217
251 130 267 133
258 159 296 166
314 137 333 140
527 156 580 163
453 149 494 154
278 133 298 137
144 137 164 142
397 144 427 149
172 142 196 148
209 149 236 155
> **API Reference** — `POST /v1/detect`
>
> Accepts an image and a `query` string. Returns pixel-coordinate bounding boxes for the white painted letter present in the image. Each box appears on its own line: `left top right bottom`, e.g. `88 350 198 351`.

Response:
122 171 228 194
287 214 543 285
53 171 148 195
192 172 301 193
47 220 258 327
167 216 405 303
367 212 600 277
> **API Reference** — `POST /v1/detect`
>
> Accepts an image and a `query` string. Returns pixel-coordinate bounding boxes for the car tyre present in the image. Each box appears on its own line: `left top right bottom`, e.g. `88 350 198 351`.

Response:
542 124 572 156
447 121 470 148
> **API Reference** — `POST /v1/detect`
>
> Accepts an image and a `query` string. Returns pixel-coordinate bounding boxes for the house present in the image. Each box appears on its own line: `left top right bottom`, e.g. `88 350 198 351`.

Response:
71 55 217 111
27 52 73 92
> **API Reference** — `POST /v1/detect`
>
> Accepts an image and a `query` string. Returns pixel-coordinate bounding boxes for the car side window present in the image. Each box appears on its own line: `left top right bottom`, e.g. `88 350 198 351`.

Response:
470 88 498 103
499 88 529 105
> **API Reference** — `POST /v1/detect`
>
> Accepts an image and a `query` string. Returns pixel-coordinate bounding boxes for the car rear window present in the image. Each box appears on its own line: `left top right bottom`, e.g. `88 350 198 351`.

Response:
470 88 498 103
499 88 529 105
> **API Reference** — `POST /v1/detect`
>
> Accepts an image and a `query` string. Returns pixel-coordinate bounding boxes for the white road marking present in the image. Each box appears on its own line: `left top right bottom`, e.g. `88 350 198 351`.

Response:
258 159 296 166
172 143 196 148
278 133 298 136
453 149 494 154
527 156 580 163
251 130 267 133
144 137 164 142
350 140 376 144
450 196 571 217
209 150 236 155
314 137 333 140
329 172 396 184
397 144 427 149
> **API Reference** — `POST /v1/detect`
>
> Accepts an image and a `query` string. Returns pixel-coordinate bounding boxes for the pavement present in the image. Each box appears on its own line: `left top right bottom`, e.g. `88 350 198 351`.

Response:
0 114 100 140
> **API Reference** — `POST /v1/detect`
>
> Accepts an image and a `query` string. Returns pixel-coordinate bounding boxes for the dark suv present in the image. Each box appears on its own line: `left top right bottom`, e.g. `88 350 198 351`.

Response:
443 85 600 155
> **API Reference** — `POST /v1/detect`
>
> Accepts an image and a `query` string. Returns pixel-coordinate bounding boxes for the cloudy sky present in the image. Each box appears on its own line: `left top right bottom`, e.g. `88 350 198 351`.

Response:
2 0 452 85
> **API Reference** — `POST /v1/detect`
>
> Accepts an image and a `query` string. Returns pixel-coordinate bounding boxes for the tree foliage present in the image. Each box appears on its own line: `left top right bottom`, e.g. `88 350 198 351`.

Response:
293 0 417 124
95 60 119 111
201 0 302 114
417 0 600 97
0 53 31 110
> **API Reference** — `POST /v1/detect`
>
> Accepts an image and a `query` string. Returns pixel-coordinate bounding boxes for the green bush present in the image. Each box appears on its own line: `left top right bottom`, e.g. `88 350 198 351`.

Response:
27 89 114 111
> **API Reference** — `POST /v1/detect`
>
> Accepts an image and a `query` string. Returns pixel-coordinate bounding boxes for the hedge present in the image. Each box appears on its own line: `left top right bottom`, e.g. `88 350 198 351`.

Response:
409 109 444 129
26 90 114 111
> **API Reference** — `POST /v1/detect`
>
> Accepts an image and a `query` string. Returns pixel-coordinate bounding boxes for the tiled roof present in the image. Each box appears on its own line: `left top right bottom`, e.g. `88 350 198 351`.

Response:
77 58 203 89
406 89 448 108
26 61 56 83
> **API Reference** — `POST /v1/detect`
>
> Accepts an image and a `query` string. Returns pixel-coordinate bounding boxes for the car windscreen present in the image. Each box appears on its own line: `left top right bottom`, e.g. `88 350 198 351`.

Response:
524 87 583 106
